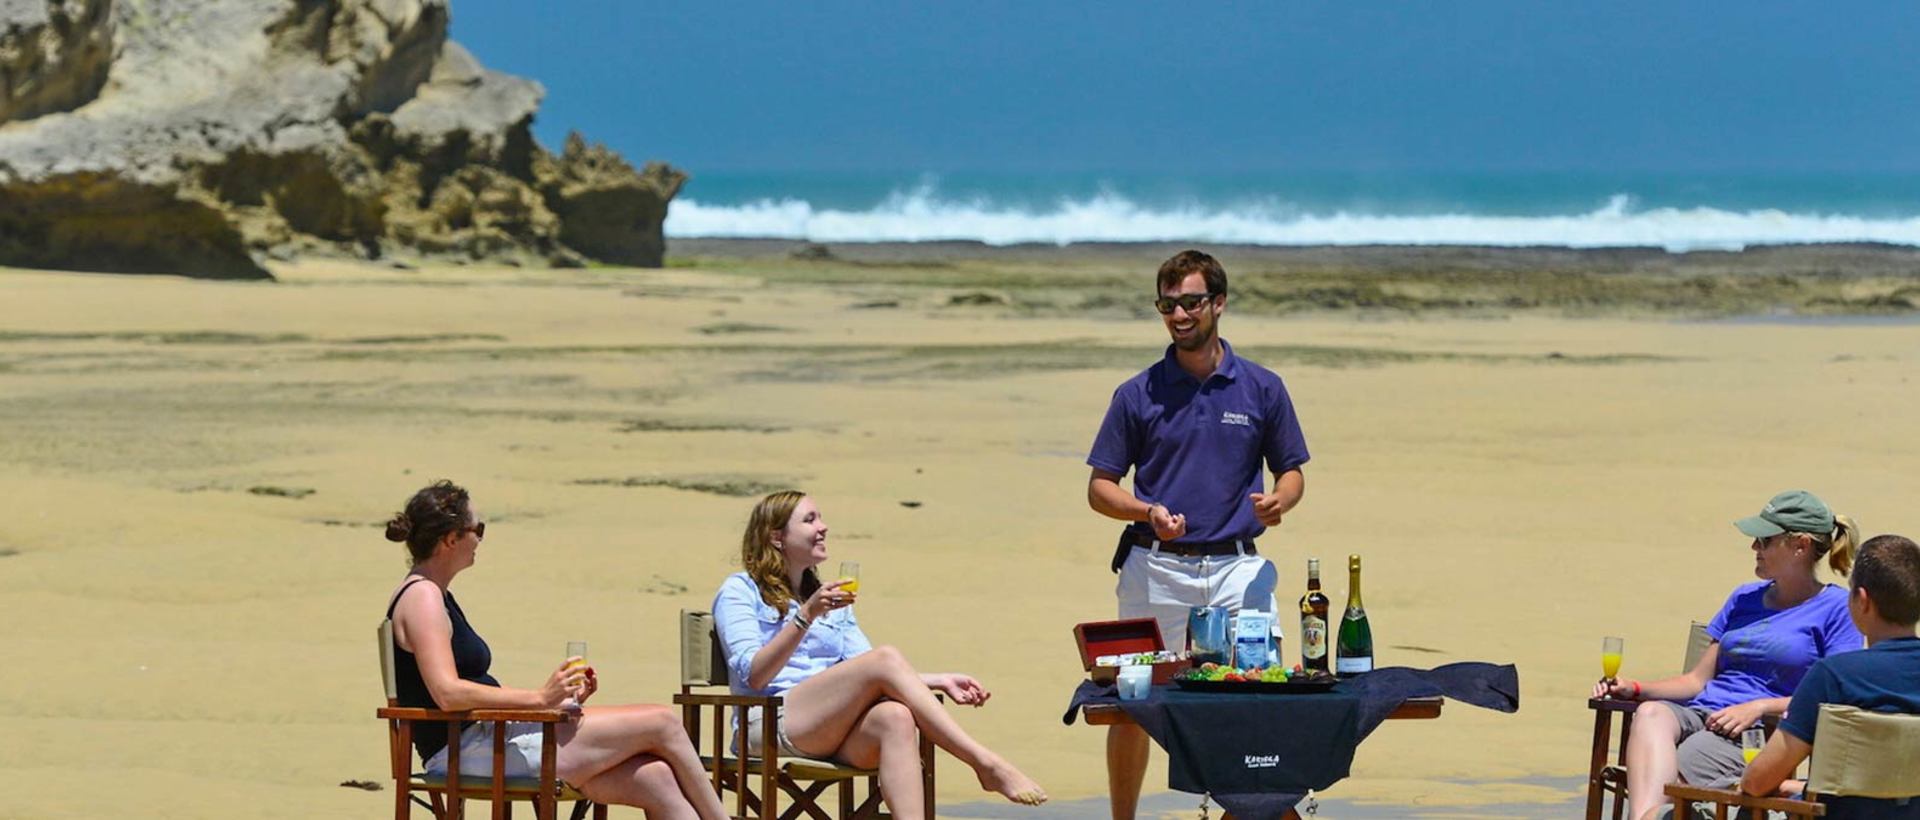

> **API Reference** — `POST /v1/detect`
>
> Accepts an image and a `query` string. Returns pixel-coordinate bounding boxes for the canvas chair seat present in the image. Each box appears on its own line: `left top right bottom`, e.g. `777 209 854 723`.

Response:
410 773 591 801
694 753 876 781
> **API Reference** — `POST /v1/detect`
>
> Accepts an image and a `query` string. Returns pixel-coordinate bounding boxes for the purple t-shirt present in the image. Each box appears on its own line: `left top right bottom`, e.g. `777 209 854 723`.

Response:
1686 581 1863 713
1087 339 1309 544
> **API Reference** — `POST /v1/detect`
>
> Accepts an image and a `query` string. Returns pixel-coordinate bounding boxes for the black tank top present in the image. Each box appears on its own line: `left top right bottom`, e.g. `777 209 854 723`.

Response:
387 577 502 762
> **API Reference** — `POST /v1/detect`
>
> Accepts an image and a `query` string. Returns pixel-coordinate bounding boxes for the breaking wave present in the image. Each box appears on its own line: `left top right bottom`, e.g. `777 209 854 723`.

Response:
667 189 1920 252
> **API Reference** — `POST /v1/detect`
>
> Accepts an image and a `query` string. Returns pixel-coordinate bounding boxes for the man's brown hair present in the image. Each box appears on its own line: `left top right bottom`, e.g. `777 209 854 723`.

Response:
1853 534 1920 626
1156 249 1228 297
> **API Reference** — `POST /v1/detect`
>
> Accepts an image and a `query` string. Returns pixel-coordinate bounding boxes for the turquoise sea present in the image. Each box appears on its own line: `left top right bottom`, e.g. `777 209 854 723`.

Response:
667 171 1920 252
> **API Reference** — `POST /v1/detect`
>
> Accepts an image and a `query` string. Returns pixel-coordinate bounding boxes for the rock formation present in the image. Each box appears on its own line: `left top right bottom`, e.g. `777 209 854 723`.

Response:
0 0 684 279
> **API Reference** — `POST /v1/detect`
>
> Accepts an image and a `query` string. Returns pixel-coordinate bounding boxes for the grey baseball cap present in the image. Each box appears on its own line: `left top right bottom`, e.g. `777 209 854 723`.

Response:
1734 490 1834 538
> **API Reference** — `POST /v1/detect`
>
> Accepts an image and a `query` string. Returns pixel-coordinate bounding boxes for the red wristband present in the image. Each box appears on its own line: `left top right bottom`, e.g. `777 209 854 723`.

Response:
1630 681 1642 700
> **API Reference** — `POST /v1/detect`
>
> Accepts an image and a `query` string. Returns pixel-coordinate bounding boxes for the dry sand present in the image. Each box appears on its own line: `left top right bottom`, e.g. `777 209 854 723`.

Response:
2 258 1918 818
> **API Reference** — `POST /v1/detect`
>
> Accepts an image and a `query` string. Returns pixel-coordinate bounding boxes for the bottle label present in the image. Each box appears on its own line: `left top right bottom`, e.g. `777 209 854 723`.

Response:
1301 617 1327 660
1336 656 1373 674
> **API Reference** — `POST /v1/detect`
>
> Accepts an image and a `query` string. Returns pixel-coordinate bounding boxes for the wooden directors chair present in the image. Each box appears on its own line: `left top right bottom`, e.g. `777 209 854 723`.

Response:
376 620 606 820
1586 622 1716 820
1665 704 1920 819
674 609 936 820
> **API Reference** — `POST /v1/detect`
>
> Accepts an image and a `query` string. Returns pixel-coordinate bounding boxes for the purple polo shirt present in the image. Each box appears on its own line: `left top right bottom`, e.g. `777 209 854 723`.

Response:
1088 339 1310 544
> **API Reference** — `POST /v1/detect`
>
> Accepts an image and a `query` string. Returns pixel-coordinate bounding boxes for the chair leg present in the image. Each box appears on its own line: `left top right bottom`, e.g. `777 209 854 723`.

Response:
1587 709 1612 820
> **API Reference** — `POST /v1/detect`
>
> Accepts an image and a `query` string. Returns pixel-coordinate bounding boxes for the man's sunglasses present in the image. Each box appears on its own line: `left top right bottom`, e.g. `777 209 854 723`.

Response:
461 522 487 540
1154 292 1217 315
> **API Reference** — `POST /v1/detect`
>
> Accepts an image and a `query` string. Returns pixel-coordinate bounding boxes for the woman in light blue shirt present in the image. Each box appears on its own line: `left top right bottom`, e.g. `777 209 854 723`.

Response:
713 490 1047 817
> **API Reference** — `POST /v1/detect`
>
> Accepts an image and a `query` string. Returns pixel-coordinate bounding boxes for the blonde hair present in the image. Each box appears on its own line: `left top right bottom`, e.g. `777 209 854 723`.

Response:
739 490 818 612
1793 513 1861 577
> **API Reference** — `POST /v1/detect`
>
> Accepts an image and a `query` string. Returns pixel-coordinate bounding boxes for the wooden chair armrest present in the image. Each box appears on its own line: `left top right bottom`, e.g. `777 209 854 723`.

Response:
468 709 570 723
376 706 570 723
674 693 780 708
1664 783 1826 817
378 706 468 721
1588 696 1640 713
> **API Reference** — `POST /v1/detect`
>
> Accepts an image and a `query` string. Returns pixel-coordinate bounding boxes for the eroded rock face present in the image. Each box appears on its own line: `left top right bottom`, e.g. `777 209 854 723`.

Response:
0 0 114 122
0 0 683 278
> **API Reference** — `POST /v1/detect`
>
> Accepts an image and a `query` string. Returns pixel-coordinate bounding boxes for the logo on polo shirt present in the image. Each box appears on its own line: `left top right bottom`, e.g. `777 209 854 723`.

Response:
1244 754 1281 769
1220 411 1251 427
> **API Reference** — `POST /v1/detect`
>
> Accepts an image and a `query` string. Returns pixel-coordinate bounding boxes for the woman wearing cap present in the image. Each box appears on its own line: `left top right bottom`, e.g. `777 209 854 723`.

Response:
711 490 1047 819
1592 490 1865 820
383 480 731 820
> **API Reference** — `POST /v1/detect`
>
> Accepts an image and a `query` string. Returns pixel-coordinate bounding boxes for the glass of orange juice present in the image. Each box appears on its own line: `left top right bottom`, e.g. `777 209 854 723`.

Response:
561 640 588 709
838 561 860 595
1742 727 1765 764
1601 636 1623 682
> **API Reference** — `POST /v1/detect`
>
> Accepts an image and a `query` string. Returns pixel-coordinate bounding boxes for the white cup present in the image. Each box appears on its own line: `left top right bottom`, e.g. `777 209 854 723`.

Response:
1117 665 1152 701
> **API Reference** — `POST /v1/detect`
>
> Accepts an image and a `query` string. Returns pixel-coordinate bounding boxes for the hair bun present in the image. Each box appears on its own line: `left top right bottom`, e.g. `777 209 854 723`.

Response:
384 513 413 542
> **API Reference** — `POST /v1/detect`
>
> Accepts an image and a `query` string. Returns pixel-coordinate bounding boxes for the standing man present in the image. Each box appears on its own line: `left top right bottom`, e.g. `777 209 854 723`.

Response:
1086 249 1309 819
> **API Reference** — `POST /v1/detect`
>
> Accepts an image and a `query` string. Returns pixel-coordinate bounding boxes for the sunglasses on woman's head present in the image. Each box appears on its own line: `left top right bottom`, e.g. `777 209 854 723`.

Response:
1154 292 1216 315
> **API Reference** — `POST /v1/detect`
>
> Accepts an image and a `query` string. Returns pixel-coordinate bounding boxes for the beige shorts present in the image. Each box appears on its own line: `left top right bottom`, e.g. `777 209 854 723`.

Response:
739 705 809 759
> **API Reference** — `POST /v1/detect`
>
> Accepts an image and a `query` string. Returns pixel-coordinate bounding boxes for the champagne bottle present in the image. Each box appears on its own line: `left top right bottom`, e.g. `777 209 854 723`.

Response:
1335 554 1374 675
1298 558 1330 673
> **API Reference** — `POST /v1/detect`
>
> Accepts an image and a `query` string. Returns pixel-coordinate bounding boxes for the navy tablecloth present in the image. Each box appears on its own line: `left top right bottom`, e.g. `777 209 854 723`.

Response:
1064 662 1521 820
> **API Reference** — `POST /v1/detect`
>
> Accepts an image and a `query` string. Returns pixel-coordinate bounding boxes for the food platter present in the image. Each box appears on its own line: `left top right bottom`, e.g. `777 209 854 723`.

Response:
1171 677 1338 694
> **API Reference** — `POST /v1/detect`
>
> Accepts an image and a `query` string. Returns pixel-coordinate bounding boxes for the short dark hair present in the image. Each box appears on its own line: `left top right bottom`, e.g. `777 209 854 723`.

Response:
1853 534 1920 626
384 480 473 565
1156 250 1227 297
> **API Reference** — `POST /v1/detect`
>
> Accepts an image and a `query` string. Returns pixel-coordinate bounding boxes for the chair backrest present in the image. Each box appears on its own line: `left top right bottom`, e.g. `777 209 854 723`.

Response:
378 619 400 703
1807 704 1920 798
681 609 729 688
1682 621 1713 673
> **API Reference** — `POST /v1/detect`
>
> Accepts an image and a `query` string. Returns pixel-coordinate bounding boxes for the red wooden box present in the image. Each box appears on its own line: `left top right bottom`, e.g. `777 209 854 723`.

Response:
1073 617 1191 685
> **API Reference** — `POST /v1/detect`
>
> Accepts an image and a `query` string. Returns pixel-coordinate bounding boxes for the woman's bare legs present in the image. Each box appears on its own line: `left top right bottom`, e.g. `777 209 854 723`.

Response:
577 755 697 820
780 645 1046 805
834 701 926 820
1624 701 1683 820
555 703 729 820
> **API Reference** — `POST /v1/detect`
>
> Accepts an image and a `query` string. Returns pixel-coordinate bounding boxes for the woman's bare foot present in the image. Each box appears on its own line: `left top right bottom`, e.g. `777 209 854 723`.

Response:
976 757 1047 806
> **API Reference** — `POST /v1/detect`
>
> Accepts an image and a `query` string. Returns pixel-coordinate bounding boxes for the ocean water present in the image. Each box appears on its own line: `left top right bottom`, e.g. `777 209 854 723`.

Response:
666 171 1920 252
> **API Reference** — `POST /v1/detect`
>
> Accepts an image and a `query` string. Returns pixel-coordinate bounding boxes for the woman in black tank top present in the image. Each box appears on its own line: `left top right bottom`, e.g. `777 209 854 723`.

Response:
384 481 728 819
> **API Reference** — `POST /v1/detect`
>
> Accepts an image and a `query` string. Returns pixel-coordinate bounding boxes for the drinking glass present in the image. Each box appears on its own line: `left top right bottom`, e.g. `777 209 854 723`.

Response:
838 561 860 595
1601 636 1624 682
1741 727 1766 764
562 640 588 708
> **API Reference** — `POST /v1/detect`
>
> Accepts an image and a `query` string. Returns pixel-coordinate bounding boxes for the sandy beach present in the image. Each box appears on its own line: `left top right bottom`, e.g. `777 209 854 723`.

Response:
3 247 1919 818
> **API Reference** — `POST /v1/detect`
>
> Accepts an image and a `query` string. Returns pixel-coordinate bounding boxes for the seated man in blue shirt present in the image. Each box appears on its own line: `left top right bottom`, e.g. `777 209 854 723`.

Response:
1741 533 1920 798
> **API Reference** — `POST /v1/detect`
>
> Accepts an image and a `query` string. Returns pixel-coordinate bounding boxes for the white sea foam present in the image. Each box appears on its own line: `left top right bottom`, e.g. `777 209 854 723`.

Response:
667 191 1920 252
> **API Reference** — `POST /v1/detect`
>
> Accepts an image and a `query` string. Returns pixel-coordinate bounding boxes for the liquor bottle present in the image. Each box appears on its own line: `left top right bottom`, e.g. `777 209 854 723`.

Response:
1335 554 1374 675
1298 558 1330 673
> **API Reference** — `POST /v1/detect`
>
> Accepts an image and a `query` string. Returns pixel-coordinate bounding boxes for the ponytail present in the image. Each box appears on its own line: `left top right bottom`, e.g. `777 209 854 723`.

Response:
1826 513 1860 576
